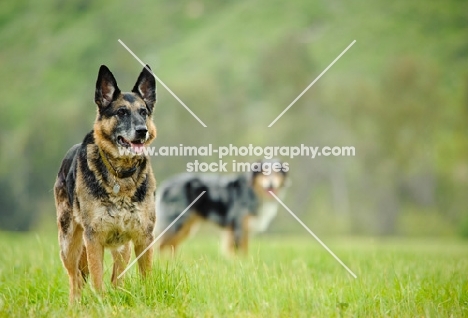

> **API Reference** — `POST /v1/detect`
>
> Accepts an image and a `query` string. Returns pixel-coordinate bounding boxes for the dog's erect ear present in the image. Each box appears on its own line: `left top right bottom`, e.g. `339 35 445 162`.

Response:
95 65 120 109
132 65 156 112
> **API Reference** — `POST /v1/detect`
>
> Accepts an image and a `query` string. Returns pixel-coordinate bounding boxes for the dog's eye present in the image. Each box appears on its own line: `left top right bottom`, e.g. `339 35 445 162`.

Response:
116 109 128 117
139 108 147 117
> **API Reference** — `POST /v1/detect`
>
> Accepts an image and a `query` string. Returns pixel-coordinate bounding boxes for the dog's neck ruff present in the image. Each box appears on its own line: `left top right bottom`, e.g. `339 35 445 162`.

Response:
98 146 138 179
249 201 280 233
249 189 287 233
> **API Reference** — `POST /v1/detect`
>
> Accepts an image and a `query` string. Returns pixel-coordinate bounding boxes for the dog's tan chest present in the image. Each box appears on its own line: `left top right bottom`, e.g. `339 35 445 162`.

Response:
86 196 150 247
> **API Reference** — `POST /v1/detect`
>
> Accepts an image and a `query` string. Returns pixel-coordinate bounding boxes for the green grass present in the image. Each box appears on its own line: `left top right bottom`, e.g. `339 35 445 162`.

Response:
0 232 467 317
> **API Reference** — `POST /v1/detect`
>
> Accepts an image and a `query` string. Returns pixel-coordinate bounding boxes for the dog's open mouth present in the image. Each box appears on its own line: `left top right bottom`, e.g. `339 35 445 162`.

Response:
117 136 145 154
265 187 277 196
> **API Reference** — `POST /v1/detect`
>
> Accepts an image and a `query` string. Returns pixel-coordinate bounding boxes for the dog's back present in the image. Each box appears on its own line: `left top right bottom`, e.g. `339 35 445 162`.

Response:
54 144 80 209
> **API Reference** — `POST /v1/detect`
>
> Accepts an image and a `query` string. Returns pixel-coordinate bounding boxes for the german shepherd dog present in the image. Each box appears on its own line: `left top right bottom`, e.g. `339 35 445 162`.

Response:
155 159 288 255
54 65 157 302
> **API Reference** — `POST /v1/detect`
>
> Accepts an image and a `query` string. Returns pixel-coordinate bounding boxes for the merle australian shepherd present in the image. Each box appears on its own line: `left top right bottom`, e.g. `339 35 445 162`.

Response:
154 159 288 255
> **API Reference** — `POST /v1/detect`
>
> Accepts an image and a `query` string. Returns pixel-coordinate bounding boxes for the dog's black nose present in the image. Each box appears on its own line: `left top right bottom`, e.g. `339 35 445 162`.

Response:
135 126 148 138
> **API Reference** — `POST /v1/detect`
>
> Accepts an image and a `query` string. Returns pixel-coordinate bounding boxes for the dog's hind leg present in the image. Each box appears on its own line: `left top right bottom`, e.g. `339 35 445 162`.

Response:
158 214 200 256
111 243 131 286
158 230 186 257
158 232 179 256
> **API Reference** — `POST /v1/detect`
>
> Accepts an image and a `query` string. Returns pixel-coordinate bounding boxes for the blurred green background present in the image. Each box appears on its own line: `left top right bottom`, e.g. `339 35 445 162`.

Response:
1 0 468 237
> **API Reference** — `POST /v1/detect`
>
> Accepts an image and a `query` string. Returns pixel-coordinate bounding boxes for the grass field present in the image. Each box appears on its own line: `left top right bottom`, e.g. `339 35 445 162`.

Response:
0 231 466 317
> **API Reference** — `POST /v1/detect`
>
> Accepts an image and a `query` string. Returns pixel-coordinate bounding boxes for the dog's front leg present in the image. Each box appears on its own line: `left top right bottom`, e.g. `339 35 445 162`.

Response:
233 228 249 255
228 208 250 255
134 235 153 277
111 243 131 286
84 234 104 293
233 214 250 255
